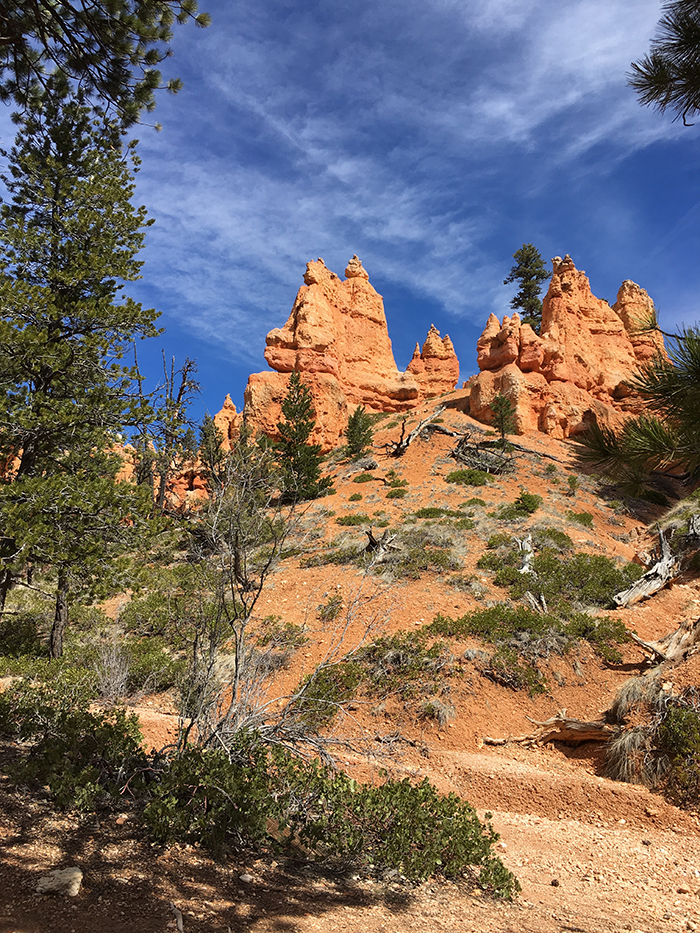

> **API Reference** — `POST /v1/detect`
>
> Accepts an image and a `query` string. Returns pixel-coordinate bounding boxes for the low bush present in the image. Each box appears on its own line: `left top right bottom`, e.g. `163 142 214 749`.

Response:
445 469 491 486
478 539 642 619
385 470 409 488
349 492 363 501
415 507 467 520
465 497 487 507
496 490 542 520
386 488 408 499
352 473 376 484
146 742 519 894
336 514 372 526
0 678 146 810
566 510 594 528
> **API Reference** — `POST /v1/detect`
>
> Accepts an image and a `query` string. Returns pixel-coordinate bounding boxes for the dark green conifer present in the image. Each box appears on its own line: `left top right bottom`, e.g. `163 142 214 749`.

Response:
345 405 374 459
272 372 333 502
503 244 549 334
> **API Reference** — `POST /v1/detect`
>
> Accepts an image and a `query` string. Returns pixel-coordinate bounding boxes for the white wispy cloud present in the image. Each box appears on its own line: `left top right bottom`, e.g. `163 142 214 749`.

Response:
103 0 700 375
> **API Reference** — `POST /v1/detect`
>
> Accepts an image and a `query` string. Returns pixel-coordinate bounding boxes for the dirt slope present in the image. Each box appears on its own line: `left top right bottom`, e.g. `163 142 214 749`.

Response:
2 398 700 933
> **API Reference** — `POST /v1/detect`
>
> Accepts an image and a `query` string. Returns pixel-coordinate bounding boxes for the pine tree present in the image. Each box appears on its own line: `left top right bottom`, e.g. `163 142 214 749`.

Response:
272 373 333 502
503 244 550 334
577 326 700 491
0 2 211 127
345 405 374 459
628 0 700 125
0 93 160 655
491 394 516 450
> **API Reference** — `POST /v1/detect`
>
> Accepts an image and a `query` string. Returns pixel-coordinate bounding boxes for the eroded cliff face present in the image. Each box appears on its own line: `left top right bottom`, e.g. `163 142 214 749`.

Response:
467 255 666 439
235 256 460 450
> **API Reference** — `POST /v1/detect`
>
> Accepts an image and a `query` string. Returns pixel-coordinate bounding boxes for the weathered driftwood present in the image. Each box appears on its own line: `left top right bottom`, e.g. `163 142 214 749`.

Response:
483 710 614 747
449 433 515 474
517 533 535 575
629 616 700 664
383 408 446 457
365 527 400 562
524 591 548 613
613 527 680 608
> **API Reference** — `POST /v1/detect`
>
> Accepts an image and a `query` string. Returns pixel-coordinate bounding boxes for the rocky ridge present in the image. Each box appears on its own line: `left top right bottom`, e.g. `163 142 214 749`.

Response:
466 255 666 439
229 256 459 451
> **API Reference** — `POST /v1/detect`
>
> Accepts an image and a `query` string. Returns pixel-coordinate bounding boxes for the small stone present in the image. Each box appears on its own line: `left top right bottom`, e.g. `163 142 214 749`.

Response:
551 879 560 887
239 874 254 883
36 867 83 897
677 885 693 894
641 839 651 846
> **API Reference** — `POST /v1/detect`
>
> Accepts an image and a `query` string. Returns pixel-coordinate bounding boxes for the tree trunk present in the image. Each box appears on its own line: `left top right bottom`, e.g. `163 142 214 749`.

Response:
49 568 69 659
0 569 10 614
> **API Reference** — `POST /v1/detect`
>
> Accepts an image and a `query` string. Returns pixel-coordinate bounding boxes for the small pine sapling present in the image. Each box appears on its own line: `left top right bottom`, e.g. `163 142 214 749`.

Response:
345 405 374 459
273 372 333 502
491 394 516 450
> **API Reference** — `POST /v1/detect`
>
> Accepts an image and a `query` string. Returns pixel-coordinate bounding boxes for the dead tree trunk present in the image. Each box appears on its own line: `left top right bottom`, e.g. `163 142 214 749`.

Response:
613 527 680 608
365 528 399 563
384 408 445 457
629 616 700 664
484 710 614 747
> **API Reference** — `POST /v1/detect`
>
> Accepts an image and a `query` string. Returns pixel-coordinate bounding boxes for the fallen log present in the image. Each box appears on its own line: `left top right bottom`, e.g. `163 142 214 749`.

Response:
483 710 614 747
629 616 700 664
613 526 680 608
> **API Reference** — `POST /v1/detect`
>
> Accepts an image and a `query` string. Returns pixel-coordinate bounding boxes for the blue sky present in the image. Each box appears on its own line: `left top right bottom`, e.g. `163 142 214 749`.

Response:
3 0 700 424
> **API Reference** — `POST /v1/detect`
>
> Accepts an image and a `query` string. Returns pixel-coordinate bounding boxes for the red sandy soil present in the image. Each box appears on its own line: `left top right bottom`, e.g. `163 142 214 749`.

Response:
2 399 700 933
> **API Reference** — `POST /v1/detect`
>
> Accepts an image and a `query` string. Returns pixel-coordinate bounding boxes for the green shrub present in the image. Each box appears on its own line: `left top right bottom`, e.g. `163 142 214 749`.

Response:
566 510 594 528
255 616 309 649
336 514 372 526
293 661 365 730
484 646 547 696
564 614 630 664
300 545 363 568
445 469 491 486
146 743 519 895
349 492 363 501
317 593 344 625
493 550 642 617
357 632 453 697
486 532 511 549
385 470 409 488
0 678 146 810
544 463 557 475
352 472 376 484
386 488 408 499
453 517 475 530
0 612 45 658
567 475 580 495
532 527 573 551
414 507 467 520
497 490 542 520
465 497 487 507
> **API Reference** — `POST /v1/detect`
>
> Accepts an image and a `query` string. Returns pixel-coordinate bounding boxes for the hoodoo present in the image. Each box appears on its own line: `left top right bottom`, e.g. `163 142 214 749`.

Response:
228 256 460 450
466 255 666 439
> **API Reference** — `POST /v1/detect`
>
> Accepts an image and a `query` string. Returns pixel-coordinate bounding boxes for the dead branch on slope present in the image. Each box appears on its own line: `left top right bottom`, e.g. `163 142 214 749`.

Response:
483 710 615 747
629 616 700 664
613 527 680 608
381 408 446 457
449 431 515 474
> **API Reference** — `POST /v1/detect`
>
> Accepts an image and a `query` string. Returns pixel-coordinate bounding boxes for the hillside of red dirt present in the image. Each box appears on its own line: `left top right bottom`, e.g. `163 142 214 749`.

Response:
2 398 700 933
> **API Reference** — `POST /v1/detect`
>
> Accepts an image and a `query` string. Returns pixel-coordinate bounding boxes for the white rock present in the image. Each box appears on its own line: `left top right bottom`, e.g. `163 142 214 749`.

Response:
36 867 83 897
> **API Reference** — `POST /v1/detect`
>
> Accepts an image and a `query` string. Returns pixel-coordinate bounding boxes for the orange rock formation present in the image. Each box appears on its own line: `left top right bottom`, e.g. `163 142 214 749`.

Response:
467 255 666 439
238 256 459 450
